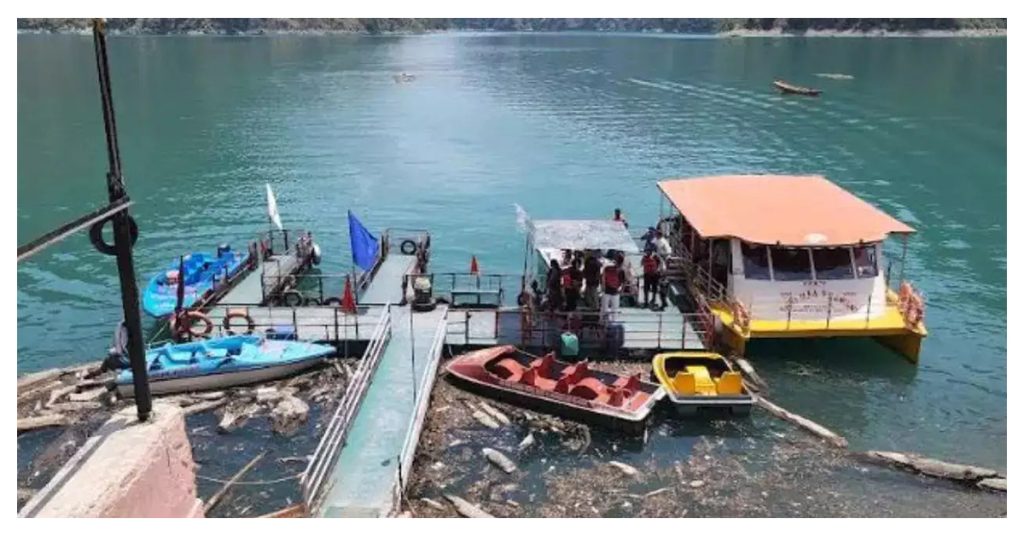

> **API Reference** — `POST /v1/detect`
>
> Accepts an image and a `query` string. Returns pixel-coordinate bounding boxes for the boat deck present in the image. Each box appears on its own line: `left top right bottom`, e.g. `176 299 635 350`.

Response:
359 254 417 305
317 305 448 517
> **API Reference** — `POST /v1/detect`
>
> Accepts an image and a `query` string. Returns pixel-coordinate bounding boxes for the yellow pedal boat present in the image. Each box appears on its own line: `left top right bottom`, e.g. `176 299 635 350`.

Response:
651 352 753 416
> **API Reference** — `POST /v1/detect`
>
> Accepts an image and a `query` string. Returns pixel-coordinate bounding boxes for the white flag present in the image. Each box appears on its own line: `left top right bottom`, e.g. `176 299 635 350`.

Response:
514 203 532 233
266 183 283 231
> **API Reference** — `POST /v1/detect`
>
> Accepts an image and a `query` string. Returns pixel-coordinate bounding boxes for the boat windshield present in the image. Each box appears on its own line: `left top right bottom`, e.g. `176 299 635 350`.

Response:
741 242 771 280
811 247 855 280
770 247 813 281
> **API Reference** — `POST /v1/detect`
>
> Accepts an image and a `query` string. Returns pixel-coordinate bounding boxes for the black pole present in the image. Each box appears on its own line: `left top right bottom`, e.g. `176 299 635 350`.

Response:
92 19 152 421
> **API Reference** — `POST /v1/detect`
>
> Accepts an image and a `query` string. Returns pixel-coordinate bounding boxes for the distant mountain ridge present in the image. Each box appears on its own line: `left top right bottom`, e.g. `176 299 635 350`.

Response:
17 18 1007 35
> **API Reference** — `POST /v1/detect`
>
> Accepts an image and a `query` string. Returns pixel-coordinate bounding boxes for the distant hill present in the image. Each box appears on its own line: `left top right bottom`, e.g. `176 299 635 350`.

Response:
16 18 1007 36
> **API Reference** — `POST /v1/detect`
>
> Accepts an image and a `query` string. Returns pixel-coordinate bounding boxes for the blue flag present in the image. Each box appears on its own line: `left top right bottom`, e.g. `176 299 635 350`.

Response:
348 210 379 272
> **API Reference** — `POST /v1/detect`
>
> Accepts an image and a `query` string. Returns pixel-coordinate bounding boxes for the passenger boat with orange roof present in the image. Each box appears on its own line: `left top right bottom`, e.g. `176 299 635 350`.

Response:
656 174 927 362
445 345 665 433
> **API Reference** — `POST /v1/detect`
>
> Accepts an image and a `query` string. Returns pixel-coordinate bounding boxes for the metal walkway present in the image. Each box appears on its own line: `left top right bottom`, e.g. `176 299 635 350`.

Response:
359 254 417 305
218 253 302 305
312 305 449 517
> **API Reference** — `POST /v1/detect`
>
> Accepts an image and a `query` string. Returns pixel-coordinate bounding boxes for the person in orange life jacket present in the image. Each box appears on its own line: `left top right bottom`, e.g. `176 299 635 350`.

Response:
613 208 628 229
641 250 665 309
546 259 564 312
563 258 583 312
601 254 625 321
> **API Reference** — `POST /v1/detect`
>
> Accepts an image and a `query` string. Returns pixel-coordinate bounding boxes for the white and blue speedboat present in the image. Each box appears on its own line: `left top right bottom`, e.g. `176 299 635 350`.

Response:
141 244 250 318
115 335 335 397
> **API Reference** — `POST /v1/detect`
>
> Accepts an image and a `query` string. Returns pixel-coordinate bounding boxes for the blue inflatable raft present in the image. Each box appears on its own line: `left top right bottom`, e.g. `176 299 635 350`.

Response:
142 244 250 318
115 335 336 397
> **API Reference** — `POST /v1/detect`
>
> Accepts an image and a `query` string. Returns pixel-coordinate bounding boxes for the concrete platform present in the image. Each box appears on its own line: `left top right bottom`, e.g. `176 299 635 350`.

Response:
19 403 203 518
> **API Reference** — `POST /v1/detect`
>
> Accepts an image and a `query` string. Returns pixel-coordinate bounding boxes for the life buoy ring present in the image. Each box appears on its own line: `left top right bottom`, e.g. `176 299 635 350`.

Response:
305 297 322 306
282 290 303 307
323 297 342 307
170 311 214 339
88 215 139 256
311 243 322 266
400 239 417 255
223 310 256 335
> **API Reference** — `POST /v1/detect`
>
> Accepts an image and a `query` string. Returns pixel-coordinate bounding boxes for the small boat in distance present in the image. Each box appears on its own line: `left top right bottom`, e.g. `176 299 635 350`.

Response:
142 244 250 317
651 352 752 416
446 345 665 433
773 79 821 96
115 335 335 396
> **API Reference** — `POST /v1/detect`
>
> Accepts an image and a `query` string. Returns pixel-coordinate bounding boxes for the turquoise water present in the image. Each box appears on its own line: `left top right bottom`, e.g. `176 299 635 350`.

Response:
17 33 1005 470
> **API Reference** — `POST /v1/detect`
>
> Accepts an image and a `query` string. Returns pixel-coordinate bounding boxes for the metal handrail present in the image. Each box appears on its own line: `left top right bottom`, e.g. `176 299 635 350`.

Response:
395 310 449 509
301 304 393 513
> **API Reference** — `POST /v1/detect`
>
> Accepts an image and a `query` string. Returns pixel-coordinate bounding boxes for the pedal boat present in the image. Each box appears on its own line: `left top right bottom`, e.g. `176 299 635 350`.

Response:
651 351 752 416
142 245 250 318
446 345 665 433
115 335 335 397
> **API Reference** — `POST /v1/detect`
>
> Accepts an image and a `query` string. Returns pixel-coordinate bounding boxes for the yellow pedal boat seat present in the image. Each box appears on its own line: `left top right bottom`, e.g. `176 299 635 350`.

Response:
714 371 743 395
671 372 696 395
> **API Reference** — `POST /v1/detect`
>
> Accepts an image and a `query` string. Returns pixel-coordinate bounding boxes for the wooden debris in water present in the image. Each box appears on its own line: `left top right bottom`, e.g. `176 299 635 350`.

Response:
68 387 107 402
477 401 511 426
18 414 70 433
755 396 848 448
863 450 1002 483
444 494 493 518
482 447 517 474
269 395 309 436
472 410 501 430
978 477 1007 492
204 450 266 515
183 399 228 416
46 385 78 407
518 433 535 450
420 497 445 510
194 391 226 401
608 461 640 478
258 503 306 518
733 357 766 389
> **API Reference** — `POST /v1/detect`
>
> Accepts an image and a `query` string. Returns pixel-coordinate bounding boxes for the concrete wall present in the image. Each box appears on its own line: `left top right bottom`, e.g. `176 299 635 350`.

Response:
19 402 204 518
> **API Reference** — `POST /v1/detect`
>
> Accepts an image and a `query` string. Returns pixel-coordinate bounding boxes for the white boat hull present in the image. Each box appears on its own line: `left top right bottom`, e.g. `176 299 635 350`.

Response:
116 358 324 397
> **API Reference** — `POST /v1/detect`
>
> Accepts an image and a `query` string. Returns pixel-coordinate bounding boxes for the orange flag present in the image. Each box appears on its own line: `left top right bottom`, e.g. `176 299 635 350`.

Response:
470 255 480 275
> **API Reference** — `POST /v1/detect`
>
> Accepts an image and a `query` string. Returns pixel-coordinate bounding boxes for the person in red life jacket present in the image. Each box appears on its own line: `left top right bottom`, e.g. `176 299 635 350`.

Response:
641 250 666 309
613 208 629 229
601 254 625 321
546 259 564 312
563 258 583 311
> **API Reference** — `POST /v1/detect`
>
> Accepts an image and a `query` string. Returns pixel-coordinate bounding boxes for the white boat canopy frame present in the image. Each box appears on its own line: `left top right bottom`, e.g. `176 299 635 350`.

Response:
530 220 640 254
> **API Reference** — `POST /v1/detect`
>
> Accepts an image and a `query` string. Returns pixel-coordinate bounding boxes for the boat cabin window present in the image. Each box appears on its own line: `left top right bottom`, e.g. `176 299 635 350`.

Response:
811 247 855 280
741 242 771 280
769 247 813 281
852 244 879 278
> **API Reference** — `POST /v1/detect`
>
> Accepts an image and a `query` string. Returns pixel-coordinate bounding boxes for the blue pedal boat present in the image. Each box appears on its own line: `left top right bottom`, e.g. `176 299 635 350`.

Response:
142 245 250 318
115 335 336 397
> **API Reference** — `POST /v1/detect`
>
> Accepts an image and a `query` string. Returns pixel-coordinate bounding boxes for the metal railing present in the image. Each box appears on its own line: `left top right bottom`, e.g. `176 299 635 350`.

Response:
402 272 519 308
393 311 449 513
189 303 374 344
450 306 714 351
301 304 393 513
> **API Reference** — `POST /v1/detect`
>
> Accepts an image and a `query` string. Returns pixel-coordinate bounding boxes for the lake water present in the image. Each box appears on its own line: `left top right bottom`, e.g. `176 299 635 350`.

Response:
18 33 1006 473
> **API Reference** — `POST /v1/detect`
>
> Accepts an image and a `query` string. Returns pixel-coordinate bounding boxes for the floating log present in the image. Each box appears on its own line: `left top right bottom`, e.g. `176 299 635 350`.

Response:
472 410 500 429
863 451 1002 482
518 433 535 450
183 399 228 416
47 401 103 412
17 369 63 392
17 414 70 433
754 395 847 448
978 477 1007 492
19 379 65 403
733 357 766 389
68 387 107 402
259 503 307 518
420 497 445 510
204 451 266 515
193 391 226 401
444 494 493 518
608 461 640 478
482 447 517 473
46 385 78 407
477 401 511 426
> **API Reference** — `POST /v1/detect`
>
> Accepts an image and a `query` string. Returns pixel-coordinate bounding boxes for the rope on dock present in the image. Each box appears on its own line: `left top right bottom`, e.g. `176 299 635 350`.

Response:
195 473 299 486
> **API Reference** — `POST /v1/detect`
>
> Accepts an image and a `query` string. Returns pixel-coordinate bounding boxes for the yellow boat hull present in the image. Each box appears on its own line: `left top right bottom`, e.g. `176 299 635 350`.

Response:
651 351 753 416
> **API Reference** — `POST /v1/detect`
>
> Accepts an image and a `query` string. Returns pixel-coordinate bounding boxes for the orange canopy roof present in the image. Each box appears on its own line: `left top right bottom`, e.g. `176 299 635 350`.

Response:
658 175 914 246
